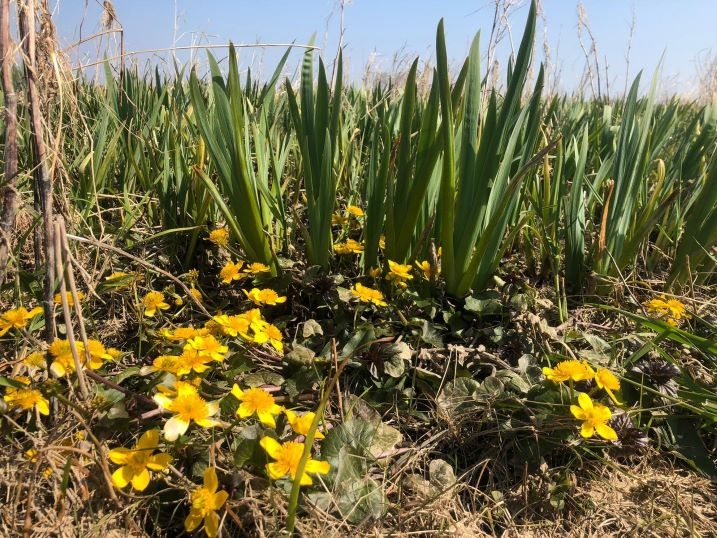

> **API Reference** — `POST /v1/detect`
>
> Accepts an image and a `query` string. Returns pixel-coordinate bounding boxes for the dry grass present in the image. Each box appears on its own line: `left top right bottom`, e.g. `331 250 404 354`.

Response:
2 424 715 538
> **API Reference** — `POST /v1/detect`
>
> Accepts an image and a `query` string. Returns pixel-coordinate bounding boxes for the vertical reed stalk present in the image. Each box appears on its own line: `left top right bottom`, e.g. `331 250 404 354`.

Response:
18 0 55 341
0 0 18 285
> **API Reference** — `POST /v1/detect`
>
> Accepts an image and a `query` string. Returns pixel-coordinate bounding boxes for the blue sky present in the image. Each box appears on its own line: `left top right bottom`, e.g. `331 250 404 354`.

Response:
51 1 716 96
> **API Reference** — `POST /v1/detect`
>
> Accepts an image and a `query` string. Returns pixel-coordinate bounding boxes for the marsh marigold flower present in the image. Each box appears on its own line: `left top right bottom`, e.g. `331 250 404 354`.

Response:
143 291 170 317
386 260 413 287
347 205 364 218
643 295 690 326
208 228 229 248
259 437 330 486
595 368 621 405
243 262 271 275
415 260 437 279
334 239 364 255
243 288 287 306
570 392 617 440
542 359 595 383
253 322 284 353
231 385 282 428
153 381 221 441
109 429 171 491
161 326 208 341
350 282 387 307
284 409 324 439
219 260 244 284
0 306 43 337
185 467 228 538
54 291 85 307
3 377 50 415
211 314 251 339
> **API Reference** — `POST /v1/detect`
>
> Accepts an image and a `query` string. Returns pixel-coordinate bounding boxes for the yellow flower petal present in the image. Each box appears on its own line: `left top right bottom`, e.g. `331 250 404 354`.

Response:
595 423 618 441
131 468 151 491
163 416 190 442
111 466 131 488
108 447 131 465
184 509 203 532
259 437 282 460
204 510 220 537
204 467 219 493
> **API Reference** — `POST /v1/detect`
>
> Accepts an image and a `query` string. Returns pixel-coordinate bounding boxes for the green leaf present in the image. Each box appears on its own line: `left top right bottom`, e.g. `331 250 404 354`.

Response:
665 416 717 478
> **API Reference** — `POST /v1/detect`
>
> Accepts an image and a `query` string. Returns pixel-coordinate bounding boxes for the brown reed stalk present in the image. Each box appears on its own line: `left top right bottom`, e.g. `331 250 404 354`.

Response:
18 0 55 341
0 0 18 285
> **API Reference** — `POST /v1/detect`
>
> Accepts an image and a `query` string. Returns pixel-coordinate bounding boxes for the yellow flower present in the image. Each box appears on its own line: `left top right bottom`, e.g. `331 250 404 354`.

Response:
212 314 251 339
22 351 46 372
3 378 50 415
143 291 170 317
106 271 129 281
153 381 221 441
333 239 364 255
219 260 244 284
595 368 621 405
85 339 114 369
368 267 381 278
104 271 140 291
379 235 386 249
542 360 595 383
187 335 228 362
415 260 437 279
143 354 183 376
231 385 282 428
243 262 271 275
0 306 43 337
47 339 110 377
109 429 172 491
253 323 284 353
350 282 387 307
184 467 229 538
570 392 617 440
386 260 413 286
161 326 208 341
243 288 287 306
347 205 364 218
53 291 85 307
49 339 80 377
259 437 330 486
643 295 690 326
332 212 349 226
175 347 215 376
208 228 229 248
284 409 324 439
665 299 689 321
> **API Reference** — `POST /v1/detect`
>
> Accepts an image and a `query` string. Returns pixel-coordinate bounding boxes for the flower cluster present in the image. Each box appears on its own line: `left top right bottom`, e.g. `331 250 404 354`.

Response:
212 309 284 352
643 295 690 326
543 359 623 440
49 338 116 377
219 259 271 284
